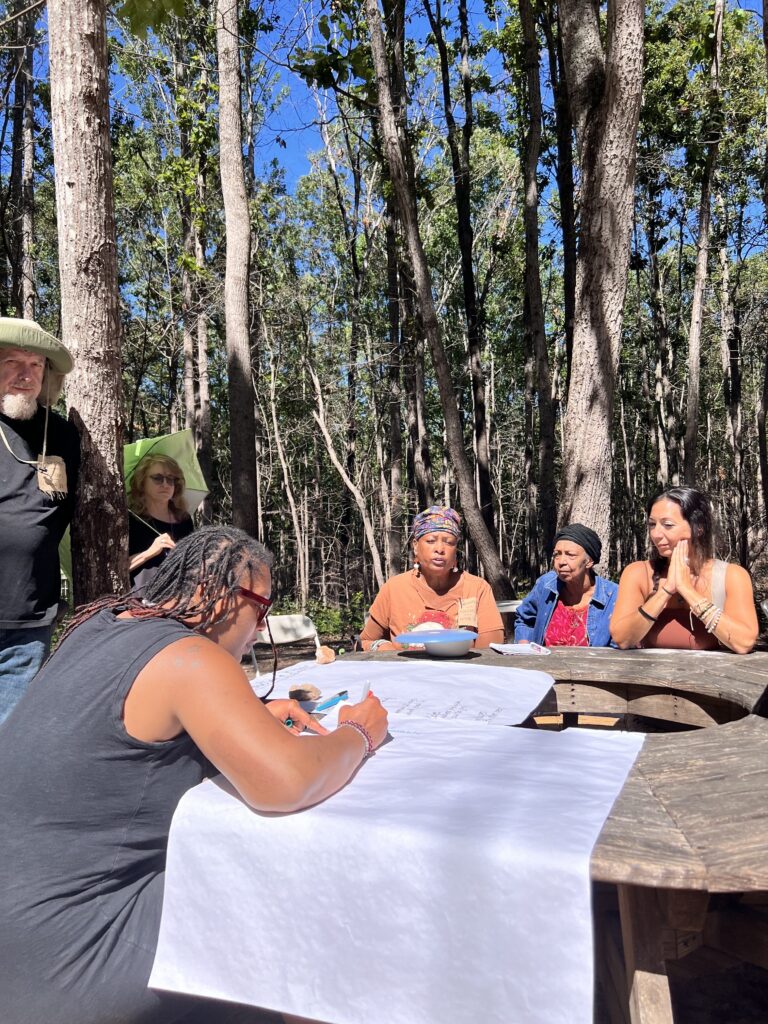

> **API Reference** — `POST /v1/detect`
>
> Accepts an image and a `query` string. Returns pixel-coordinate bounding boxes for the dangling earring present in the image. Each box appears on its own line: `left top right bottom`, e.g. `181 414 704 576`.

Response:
414 561 421 577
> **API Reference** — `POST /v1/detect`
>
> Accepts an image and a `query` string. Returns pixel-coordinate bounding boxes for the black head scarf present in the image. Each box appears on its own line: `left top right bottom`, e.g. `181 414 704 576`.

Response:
553 524 601 564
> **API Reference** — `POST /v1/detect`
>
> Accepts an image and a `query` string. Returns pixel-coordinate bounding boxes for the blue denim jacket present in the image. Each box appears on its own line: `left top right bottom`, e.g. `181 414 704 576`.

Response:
513 570 618 647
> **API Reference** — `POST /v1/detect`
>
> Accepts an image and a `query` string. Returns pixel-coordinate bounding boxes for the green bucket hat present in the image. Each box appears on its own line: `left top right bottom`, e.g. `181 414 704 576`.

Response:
0 317 74 374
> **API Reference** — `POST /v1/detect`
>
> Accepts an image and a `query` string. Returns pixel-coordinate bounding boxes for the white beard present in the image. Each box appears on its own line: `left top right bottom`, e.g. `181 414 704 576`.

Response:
0 393 38 420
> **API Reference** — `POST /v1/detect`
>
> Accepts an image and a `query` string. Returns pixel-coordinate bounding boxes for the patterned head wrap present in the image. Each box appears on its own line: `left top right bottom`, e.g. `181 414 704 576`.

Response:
410 506 462 542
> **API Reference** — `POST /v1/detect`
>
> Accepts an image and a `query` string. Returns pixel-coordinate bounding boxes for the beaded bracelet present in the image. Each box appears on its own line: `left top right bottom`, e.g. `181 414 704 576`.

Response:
691 598 713 619
338 720 375 758
704 608 722 634
700 605 723 633
370 639 389 652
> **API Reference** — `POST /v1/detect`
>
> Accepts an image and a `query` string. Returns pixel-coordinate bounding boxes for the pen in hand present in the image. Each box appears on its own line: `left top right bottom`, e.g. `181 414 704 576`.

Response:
314 689 349 713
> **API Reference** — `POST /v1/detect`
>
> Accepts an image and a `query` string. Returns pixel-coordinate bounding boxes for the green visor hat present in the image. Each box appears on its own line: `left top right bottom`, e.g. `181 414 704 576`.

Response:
0 317 74 374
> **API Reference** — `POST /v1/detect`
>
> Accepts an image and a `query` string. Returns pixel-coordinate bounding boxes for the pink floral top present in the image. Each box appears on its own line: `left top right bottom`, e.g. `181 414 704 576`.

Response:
543 601 589 647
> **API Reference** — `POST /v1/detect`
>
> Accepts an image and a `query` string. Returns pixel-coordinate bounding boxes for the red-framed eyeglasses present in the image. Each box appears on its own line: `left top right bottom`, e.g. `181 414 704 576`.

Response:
238 586 273 624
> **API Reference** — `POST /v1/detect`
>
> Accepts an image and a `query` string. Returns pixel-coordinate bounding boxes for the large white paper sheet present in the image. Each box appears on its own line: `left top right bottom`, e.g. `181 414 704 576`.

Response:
150 722 643 1024
267 658 556 727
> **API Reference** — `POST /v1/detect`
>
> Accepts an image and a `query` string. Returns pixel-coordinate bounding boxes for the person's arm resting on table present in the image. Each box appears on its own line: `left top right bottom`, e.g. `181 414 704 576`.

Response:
124 636 388 812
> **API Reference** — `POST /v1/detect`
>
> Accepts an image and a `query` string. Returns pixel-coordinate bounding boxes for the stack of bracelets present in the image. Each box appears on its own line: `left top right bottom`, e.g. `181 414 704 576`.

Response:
690 597 723 634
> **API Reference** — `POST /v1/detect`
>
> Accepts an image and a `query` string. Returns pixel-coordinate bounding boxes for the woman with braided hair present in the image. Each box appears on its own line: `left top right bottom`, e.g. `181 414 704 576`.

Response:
0 526 387 1024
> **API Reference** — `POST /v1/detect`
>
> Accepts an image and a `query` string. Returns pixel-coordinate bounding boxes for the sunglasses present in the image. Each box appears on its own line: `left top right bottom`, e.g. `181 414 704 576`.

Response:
238 585 273 623
238 588 278 700
149 473 181 486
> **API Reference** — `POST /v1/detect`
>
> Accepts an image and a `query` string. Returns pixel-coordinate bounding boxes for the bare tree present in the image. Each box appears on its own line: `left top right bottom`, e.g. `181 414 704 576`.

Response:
421 0 495 538
683 0 724 483
519 0 556 562
557 0 644 551
20 7 35 317
363 0 513 598
216 0 258 536
48 0 128 600
757 0 768 528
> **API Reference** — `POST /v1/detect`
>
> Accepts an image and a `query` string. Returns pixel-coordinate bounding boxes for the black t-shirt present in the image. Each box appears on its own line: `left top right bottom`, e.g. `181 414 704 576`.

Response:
0 406 80 627
128 511 194 590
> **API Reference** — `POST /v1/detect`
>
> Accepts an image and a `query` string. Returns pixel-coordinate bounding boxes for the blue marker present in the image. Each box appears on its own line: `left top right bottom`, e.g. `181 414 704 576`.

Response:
314 689 349 713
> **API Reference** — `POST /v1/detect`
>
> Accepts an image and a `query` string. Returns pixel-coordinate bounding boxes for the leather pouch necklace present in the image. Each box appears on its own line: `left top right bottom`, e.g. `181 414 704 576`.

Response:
0 400 68 500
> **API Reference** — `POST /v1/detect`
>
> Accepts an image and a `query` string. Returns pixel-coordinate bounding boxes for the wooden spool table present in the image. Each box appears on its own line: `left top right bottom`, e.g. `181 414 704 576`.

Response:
351 647 768 1023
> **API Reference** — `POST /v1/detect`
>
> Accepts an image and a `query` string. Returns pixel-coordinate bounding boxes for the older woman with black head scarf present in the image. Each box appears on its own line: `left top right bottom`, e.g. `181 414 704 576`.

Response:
514 524 618 647
360 505 504 651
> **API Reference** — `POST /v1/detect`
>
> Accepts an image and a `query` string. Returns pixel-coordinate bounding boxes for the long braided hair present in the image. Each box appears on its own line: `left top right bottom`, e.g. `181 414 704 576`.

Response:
55 526 273 652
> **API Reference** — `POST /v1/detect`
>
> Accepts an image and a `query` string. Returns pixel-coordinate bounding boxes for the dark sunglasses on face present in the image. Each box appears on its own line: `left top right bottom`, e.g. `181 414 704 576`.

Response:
238 586 273 624
239 588 277 699
149 474 181 486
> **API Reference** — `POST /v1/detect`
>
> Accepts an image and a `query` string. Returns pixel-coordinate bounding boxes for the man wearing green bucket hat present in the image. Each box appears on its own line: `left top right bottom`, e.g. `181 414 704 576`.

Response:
0 317 79 724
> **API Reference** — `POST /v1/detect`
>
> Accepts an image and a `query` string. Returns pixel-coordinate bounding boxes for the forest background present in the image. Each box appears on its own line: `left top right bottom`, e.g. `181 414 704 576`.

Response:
1 0 767 637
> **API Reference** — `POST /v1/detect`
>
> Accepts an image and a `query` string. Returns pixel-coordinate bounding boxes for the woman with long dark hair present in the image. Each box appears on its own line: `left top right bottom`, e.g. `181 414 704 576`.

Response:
610 486 757 653
0 527 388 1023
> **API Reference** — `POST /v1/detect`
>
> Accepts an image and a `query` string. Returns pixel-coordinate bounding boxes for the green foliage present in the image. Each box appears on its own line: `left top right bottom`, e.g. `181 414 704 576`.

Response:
9 0 768 608
117 0 187 38
275 592 367 639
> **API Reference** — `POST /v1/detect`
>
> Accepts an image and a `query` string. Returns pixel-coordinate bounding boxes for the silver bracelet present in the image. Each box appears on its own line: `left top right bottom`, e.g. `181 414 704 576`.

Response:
370 639 389 651
338 720 375 757
704 608 723 633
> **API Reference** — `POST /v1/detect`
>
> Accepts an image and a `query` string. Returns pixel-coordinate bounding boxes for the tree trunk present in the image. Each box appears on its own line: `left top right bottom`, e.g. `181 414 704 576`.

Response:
173 36 198 435
9 3 26 315
683 0 723 484
306 361 386 588
541 0 576 391
760 0 768 530
558 0 644 554
20 11 35 318
645 196 679 484
401 263 434 509
268 343 308 606
364 0 513 598
520 0 557 562
385 208 404 575
523 326 538 578
422 0 494 538
48 0 128 600
195 168 214 523
216 0 258 536
716 201 747 567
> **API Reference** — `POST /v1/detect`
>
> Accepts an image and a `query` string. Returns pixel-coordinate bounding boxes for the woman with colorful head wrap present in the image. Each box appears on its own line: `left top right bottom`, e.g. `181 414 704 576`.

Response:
359 506 504 651
514 524 618 647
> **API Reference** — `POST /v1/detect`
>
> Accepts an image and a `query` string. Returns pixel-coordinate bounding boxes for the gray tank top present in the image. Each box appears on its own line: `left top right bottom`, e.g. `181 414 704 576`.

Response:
0 608 213 1023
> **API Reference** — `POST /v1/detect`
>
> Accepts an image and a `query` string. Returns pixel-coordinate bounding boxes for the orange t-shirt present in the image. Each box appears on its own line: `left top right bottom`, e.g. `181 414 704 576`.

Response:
360 569 504 649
